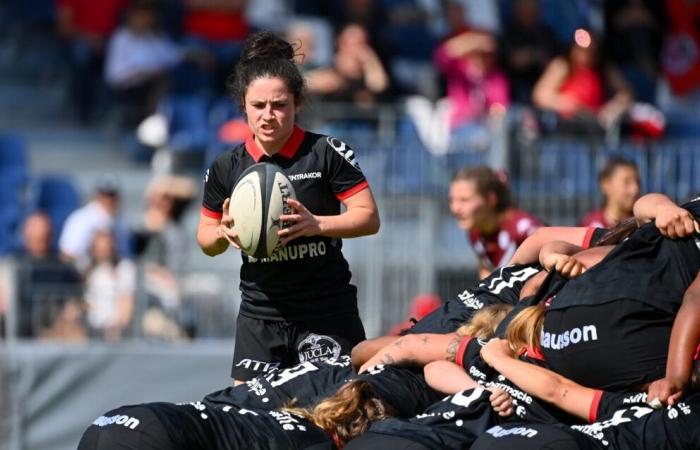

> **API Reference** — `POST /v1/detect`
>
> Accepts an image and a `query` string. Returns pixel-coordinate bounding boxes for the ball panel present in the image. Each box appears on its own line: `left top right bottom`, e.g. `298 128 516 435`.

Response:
266 171 296 257
229 170 263 256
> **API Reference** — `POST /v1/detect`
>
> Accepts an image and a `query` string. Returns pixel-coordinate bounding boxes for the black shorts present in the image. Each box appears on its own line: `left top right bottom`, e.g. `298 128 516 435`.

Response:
344 432 432 450
78 404 192 450
470 423 598 450
231 312 366 380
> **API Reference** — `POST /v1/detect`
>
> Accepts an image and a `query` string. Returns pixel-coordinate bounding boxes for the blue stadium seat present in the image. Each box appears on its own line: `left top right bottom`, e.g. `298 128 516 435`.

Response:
0 133 28 188
27 175 81 249
160 94 209 154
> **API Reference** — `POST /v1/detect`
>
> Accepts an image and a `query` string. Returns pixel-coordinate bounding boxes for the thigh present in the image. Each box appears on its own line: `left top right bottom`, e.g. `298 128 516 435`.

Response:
231 315 295 381
293 313 366 364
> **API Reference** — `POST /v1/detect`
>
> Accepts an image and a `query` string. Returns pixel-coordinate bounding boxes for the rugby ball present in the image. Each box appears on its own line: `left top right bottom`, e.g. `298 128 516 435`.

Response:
228 162 296 259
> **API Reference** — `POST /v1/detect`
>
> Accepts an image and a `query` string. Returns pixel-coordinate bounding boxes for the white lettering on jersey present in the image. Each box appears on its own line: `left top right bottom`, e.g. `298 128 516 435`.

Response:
92 414 140 430
268 410 308 432
622 393 648 404
247 241 327 263
326 137 361 170
458 289 484 310
235 358 280 372
268 361 319 388
203 169 209 183
486 425 539 438
288 172 322 181
481 266 540 295
541 325 599 350
571 406 655 446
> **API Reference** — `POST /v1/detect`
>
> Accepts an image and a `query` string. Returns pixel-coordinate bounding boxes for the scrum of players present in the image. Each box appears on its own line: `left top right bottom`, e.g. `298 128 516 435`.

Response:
79 192 700 450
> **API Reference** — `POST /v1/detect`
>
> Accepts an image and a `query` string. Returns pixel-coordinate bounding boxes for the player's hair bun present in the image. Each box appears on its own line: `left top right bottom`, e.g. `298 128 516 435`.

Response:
239 31 295 64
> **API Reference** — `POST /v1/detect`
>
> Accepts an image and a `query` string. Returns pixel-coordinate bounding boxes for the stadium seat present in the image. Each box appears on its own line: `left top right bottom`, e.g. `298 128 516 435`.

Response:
0 133 28 188
27 174 81 249
160 94 209 155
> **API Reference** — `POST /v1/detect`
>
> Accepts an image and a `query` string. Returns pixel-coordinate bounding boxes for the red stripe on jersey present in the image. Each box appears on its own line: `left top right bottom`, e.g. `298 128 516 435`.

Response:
525 346 545 361
336 180 369 201
588 390 604 422
694 341 700 361
582 227 596 249
201 207 223 220
455 336 473 368
244 126 306 162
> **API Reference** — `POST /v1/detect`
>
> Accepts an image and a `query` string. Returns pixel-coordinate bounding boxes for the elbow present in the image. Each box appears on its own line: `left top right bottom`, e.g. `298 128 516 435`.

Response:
369 210 380 235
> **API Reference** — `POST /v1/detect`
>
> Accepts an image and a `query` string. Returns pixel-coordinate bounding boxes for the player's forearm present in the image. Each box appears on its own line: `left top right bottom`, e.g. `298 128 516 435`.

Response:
633 193 675 223
317 206 379 238
359 333 460 372
508 227 588 265
487 354 593 420
425 360 479 394
197 226 230 256
665 289 700 387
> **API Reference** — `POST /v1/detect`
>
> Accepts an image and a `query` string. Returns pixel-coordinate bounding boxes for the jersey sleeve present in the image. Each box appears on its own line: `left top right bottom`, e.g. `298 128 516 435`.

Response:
582 227 609 249
590 391 638 423
682 197 700 220
201 155 232 219
323 136 368 200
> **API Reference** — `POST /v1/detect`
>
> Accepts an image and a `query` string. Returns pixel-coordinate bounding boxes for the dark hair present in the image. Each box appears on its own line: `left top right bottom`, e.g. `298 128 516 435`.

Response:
451 166 512 212
594 217 638 246
227 31 305 111
598 157 638 185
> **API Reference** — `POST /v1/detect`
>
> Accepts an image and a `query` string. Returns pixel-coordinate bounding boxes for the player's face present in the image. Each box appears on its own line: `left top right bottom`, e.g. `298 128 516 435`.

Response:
245 77 299 154
449 180 489 230
603 166 640 212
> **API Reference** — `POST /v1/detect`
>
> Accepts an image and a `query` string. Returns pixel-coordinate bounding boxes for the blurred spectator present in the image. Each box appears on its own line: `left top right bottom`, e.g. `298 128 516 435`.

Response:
604 0 666 104
56 0 130 124
286 18 333 72
181 0 249 95
84 230 135 340
539 0 600 46
532 28 633 135
658 0 700 107
135 175 196 339
500 0 558 105
13 212 84 339
449 166 542 279
104 0 184 129
455 0 501 33
580 158 640 228
388 293 442 336
58 179 132 273
306 23 390 105
405 29 508 153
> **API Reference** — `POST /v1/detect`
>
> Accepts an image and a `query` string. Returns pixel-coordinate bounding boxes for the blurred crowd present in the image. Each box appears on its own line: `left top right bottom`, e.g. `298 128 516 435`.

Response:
40 0 700 158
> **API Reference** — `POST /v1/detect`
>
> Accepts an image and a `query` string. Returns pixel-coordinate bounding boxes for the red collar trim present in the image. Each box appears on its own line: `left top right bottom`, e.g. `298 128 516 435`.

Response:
244 125 305 162
331 432 343 449
694 342 700 361
519 346 545 361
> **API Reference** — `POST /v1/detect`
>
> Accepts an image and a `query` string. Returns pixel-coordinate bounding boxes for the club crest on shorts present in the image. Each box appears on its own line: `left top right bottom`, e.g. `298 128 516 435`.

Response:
297 333 341 362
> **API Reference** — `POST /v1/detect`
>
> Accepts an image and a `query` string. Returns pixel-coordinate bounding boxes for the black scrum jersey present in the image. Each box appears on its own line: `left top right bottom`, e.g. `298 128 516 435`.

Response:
356 365 444 417
538 220 700 390
366 388 500 449
204 356 354 410
408 264 541 335
80 402 336 450
570 391 700 449
202 126 369 320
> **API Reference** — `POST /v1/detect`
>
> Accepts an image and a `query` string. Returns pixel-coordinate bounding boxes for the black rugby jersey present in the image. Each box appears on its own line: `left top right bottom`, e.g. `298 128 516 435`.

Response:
204 356 354 410
408 264 541 335
82 401 336 450
356 365 444 417
366 388 500 449
571 391 700 449
472 422 598 450
538 221 700 390
202 126 369 320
